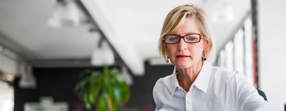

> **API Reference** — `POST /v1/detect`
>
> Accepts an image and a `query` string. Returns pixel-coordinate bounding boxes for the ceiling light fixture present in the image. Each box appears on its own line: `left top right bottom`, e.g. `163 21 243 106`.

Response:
47 0 88 28
19 63 36 88
91 40 114 66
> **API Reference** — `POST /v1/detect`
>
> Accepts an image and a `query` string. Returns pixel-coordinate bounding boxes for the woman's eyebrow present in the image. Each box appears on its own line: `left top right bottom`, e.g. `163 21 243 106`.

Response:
184 32 201 35
167 32 200 36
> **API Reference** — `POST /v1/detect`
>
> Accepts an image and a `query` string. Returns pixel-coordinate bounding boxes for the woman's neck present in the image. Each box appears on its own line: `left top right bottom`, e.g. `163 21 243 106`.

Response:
176 61 203 92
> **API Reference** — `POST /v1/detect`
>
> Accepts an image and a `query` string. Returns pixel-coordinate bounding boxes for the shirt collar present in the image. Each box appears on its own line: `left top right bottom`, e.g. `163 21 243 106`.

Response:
169 61 212 96
192 61 212 93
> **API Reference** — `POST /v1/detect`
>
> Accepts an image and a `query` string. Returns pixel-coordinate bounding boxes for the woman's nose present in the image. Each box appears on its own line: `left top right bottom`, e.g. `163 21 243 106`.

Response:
178 38 188 50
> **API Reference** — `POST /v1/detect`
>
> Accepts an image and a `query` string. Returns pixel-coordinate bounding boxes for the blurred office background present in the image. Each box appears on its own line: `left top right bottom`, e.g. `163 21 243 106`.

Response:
0 0 285 110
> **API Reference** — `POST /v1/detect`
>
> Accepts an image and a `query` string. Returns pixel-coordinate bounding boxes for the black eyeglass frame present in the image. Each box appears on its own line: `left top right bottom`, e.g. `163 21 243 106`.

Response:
163 33 203 44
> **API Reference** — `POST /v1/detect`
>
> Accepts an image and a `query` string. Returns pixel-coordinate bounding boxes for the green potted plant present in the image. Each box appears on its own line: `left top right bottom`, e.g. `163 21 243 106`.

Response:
75 66 131 111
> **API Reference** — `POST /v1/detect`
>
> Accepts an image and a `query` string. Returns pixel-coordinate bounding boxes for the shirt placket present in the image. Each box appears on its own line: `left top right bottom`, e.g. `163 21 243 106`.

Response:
185 89 193 111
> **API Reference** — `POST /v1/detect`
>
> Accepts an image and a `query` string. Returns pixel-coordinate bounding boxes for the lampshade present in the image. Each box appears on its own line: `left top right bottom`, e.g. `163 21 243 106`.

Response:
91 42 114 66
47 0 87 28
19 63 36 88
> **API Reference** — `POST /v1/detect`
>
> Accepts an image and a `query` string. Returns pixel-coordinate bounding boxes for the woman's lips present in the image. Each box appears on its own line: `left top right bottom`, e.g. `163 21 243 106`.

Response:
176 55 191 58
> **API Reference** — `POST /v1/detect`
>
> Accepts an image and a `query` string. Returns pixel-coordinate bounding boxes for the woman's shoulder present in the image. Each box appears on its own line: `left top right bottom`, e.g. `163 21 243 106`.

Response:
203 62 238 81
154 74 175 88
207 65 245 94
210 65 253 90
210 66 239 81
153 73 177 96
153 74 177 108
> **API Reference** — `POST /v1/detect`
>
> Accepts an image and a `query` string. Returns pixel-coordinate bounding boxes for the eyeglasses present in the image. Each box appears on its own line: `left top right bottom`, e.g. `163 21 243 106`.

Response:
163 33 202 44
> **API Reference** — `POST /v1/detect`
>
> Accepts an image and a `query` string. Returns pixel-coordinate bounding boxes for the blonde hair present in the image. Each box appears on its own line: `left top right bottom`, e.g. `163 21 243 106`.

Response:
158 4 213 60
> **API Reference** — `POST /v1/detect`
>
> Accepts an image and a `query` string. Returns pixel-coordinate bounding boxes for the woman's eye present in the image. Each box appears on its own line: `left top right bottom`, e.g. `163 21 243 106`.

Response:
166 35 179 41
169 36 178 41
186 36 199 41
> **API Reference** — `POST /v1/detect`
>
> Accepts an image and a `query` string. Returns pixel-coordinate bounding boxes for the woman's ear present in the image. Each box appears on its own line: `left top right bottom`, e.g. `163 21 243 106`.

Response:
166 56 171 63
203 40 209 51
202 40 209 60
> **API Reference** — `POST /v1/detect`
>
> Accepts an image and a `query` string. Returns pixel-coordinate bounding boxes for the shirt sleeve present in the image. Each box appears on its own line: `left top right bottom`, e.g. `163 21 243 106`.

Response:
231 71 267 111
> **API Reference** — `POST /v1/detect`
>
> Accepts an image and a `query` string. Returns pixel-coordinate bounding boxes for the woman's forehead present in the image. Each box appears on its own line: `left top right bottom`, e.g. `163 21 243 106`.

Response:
170 18 201 35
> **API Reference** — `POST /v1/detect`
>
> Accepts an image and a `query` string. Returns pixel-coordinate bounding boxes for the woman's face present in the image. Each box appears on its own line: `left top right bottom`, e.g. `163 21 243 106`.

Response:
165 18 205 69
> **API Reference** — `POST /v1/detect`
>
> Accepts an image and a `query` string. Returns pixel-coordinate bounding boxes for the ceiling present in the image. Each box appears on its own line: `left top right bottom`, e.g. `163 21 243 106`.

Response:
0 0 250 75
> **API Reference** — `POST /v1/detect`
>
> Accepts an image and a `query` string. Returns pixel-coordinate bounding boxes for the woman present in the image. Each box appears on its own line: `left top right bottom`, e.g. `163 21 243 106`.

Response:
153 4 266 111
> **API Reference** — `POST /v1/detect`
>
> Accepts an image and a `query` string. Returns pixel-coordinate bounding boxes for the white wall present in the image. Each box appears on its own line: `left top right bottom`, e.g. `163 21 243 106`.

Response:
258 0 286 110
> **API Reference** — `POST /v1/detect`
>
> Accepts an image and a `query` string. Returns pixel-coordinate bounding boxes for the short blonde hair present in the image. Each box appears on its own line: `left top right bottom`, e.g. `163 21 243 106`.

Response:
158 4 213 60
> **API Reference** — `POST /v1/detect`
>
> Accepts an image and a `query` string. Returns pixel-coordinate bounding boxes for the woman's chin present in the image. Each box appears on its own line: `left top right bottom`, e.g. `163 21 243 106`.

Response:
175 62 193 69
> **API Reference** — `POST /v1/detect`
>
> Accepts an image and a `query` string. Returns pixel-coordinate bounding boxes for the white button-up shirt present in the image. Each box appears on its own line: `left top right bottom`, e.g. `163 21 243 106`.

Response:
153 62 266 111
